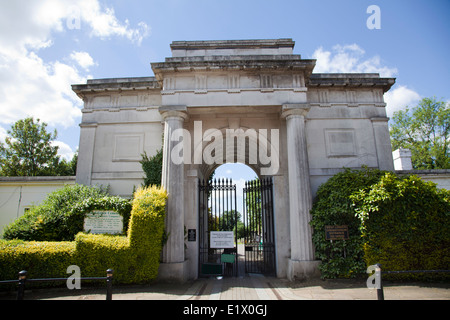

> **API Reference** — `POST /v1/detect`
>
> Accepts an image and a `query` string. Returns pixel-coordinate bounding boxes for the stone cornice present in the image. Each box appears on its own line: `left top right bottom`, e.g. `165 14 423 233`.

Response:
151 56 316 81
170 38 295 50
308 73 395 92
72 77 160 99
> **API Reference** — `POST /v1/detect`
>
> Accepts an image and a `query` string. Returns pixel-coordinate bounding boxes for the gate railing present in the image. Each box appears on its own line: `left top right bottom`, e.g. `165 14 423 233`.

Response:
198 178 238 277
243 177 275 275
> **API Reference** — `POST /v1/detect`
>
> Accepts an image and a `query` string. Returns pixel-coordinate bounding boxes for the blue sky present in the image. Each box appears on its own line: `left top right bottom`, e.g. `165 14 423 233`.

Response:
0 0 449 186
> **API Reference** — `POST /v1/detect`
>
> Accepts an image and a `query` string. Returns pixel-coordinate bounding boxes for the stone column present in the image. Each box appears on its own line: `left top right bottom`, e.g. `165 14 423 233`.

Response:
158 106 189 282
281 104 320 280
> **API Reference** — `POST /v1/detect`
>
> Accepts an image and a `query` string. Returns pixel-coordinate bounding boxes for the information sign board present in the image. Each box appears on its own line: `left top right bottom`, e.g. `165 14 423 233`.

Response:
84 211 123 235
210 231 234 248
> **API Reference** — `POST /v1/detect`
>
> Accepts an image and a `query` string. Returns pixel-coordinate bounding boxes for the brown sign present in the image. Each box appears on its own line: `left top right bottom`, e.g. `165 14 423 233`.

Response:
325 225 349 240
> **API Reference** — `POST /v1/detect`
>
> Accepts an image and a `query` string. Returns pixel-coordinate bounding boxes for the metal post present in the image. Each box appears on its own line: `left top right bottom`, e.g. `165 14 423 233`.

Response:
17 270 27 300
106 269 113 300
376 264 384 300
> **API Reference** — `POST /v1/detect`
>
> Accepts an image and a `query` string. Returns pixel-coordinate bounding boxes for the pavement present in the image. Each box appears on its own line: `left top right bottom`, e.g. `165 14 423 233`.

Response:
2 274 448 300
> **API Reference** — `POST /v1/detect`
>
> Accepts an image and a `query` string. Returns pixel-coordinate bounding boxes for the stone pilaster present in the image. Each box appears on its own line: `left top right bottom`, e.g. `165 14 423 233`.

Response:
371 117 395 171
76 122 97 185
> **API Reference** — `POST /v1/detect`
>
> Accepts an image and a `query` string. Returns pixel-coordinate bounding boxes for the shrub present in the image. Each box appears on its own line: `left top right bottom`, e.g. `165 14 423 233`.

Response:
74 233 134 284
310 167 386 278
2 184 132 241
0 185 167 286
352 173 450 280
140 149 163 187
127 185 167 281
0 240 76 286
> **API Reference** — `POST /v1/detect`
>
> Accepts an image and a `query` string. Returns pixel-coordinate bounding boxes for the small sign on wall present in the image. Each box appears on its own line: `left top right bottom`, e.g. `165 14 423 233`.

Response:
210 231 234 248
84 211 123 235
325 225 349 240
188 229 196 242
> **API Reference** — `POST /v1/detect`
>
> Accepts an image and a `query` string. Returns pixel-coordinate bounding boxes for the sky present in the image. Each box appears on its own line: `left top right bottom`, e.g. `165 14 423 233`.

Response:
0 0 449 190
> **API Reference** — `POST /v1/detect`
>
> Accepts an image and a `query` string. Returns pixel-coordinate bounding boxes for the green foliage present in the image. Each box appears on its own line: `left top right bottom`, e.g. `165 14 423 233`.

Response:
0 117 76 176
311 167 450 281
2 184 131 241
0 240 76 286
140 149 163 187
310 167 387 279
126 185 167 281
74 233 134 284
390 97 450 169
0 186 168 286
352 173 450 280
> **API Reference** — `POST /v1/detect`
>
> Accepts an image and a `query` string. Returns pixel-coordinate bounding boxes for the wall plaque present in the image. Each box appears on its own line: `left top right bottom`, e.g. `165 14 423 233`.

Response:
325 225 349 240
84 210 123 235
188 229 196 242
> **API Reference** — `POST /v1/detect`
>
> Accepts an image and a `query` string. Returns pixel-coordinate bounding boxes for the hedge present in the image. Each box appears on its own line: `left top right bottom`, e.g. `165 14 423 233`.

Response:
352 173 450 280
0 186 167 286
0 240 76 285
2 184 132 241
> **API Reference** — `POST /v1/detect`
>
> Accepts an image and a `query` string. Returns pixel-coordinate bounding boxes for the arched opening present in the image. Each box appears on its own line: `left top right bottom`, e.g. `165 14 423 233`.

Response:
212 163 258 217
198 162 276 277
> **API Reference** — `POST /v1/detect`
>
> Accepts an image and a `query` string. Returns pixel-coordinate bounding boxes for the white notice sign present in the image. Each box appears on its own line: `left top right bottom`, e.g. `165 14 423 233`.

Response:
210 231 234 248
84 211 123 234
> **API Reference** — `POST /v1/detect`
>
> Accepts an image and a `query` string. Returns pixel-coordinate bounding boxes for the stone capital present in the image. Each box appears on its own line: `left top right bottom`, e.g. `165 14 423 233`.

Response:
159 105 189 121
370 116 390 124
280 103 310 119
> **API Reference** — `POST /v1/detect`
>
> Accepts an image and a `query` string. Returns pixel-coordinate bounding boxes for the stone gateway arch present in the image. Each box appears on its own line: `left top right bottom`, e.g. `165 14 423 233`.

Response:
72 39 395 282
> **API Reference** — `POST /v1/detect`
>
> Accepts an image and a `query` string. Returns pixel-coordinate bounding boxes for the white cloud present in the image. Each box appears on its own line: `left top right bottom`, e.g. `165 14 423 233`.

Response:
384 85 421 117
0 0 150 130
0 1 150 50
80 3 150 45
70 51 96 70
51 140 75 161
312 44 398 77
0 48 84 128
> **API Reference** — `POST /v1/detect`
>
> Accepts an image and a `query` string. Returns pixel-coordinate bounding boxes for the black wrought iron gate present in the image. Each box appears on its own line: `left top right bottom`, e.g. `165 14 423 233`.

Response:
199 178 238 277
243 178 276 275
198 177 275 277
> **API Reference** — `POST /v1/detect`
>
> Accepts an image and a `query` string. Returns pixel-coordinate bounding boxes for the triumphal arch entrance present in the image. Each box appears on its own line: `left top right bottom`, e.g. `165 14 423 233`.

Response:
73 39 395 282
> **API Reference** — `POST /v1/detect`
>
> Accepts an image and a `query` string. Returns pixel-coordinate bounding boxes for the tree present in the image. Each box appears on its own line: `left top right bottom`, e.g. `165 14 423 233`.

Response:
140 149 163 187
0 117 73 176
390 97 450 169
220 210 241 231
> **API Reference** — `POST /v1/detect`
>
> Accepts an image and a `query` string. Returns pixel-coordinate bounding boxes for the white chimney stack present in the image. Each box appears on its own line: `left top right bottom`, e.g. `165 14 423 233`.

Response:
393 148 413 170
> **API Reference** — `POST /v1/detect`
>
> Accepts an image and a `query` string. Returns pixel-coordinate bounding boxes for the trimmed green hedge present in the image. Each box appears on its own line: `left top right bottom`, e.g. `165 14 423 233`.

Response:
0 186 167 286
0 240 76 284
